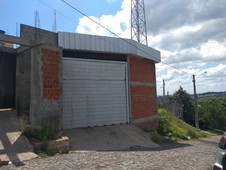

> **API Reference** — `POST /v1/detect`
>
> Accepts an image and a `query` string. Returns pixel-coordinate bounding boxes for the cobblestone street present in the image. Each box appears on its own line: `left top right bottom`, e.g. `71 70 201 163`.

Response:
1 135 221 170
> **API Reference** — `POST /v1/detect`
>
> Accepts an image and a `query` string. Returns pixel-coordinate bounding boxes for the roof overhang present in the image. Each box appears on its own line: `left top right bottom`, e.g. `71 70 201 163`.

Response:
58 32 161 63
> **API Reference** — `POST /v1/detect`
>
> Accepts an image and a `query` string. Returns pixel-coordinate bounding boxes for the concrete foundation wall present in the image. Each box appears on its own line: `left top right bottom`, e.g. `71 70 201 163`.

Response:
128 56 158 130
16 50 31 114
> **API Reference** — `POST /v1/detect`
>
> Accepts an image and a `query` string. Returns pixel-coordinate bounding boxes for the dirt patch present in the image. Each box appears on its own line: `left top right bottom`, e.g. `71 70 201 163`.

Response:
64 124 159 151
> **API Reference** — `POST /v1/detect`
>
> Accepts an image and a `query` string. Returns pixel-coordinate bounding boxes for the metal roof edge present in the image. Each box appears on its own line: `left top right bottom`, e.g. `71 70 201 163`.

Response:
58 32 161 63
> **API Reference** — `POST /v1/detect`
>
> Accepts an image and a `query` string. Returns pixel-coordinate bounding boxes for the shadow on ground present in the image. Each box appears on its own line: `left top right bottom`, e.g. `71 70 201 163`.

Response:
125 142 192 152
0 110 37 166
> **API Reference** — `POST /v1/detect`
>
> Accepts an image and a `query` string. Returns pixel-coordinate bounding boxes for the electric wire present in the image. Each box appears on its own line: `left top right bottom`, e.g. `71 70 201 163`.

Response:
38 0 225 79
38 0 191 75
60 0 191 76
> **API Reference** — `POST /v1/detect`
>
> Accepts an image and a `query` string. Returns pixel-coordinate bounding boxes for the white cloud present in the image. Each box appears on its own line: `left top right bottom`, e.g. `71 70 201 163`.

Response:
76 0 131 38
201 40 226 61
148 0 226 95
171 24 203 37
206 64 226 77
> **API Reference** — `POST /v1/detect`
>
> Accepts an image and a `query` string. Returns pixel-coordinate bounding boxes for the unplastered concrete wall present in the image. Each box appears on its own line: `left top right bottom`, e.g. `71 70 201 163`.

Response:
20 24 62 129
20 24 58 46
16 50 31 114
128 55 158 130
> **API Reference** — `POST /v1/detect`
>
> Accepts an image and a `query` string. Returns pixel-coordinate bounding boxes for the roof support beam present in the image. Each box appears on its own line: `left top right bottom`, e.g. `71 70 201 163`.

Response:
0 34 32 46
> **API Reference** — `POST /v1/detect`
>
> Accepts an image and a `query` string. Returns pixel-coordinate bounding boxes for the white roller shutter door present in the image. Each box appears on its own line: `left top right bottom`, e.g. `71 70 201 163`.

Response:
62 58 128 129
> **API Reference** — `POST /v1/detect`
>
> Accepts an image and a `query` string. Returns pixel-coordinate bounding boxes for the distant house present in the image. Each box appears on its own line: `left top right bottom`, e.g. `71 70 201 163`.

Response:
0 24 161 131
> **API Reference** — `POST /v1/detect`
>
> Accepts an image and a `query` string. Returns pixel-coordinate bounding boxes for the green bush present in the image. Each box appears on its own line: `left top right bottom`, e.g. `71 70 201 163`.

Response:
158 108 206 140
198 97 226 130
23 127 58 142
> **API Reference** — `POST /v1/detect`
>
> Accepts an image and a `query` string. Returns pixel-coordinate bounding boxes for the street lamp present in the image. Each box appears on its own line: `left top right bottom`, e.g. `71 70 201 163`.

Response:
192 71 207 129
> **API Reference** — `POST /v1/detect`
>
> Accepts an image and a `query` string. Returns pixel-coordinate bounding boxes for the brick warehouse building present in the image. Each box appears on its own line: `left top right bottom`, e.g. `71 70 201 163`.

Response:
0 24 161 130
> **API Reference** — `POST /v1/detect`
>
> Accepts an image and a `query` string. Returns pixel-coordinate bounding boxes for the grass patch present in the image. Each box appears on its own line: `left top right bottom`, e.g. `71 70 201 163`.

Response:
158 108 206 141
23 127 58 142
23 127 59 156
151 132 173 145
36 151 49 158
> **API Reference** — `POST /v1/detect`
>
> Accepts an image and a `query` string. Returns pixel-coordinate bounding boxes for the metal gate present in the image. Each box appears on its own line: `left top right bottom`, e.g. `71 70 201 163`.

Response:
0 51 16 109
62 58 128 129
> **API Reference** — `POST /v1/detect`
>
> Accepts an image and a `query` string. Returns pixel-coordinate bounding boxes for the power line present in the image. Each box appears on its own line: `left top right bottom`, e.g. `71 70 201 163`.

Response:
37 0 136 55
60 0 123 39
60 0 190 75
61 0 161 62
161 62 191 74
37 0 191 76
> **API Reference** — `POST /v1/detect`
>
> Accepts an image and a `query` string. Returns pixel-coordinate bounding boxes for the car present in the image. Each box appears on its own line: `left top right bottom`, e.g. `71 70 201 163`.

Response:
212 132 226 170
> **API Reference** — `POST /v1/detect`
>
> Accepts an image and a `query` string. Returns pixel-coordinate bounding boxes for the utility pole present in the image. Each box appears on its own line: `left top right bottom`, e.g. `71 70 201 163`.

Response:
163 79 166 101
192 71 207 129
192 74 199 129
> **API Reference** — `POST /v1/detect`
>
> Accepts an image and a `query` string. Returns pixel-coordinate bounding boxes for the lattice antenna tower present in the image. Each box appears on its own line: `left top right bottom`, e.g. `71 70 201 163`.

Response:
131 0 148 45
52 10 57 33
34 10 40 39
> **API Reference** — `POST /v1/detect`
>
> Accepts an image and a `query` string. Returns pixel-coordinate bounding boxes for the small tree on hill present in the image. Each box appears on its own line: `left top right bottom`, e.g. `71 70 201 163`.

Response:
173 86 195 125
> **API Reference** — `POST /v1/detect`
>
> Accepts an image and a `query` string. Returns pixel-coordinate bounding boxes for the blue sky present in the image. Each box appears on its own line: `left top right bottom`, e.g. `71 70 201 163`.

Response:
1 0 226 96
0 0 122 35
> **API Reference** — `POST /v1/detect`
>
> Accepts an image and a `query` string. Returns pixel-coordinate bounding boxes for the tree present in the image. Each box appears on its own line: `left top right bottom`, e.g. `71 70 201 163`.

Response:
173 86 195 125
198 97 226 129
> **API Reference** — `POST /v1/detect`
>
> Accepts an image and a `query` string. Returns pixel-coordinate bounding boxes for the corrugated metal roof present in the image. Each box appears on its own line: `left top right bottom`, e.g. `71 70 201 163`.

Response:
58 32 161 63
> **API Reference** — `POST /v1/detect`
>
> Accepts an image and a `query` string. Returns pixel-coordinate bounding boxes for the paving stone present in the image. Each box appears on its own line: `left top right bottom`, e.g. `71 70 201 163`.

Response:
1 135 221 170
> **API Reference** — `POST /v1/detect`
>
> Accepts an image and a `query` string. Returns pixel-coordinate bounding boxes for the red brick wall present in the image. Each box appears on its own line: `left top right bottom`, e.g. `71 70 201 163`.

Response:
130 86 157 119
41 49 60 100
130 56 156 82
129 56 157 130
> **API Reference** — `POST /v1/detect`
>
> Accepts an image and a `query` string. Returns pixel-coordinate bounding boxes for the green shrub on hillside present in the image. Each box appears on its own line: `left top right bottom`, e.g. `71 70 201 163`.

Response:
198 96 226 130
158 108 206 140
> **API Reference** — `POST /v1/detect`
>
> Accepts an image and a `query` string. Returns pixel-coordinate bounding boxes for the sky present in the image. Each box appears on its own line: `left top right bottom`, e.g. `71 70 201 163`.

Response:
0 0 226 96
